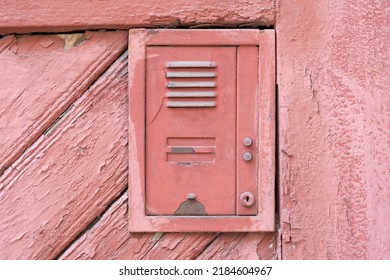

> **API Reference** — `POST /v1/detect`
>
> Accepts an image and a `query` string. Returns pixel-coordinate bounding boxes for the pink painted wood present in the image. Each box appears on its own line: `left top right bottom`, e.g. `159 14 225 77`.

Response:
258 30 276 231
1 0 384 260
128 29 275 232
277 0 390 259
0 30 277 260
0 31 127 177
0 38 128 259
0 0 275 35
59 192 276 260
0 1 279 260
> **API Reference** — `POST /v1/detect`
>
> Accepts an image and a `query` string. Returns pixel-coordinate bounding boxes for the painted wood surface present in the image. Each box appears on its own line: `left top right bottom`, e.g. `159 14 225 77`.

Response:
277 0 390 259
0 31 276 260
1 0 388 260
0 31 127 177
0 34 128 259
60 193 276 260
0 0 275 35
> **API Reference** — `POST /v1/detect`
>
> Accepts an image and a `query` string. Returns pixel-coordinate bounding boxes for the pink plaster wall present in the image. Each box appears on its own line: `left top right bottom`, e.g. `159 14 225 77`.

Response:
277 0 390 259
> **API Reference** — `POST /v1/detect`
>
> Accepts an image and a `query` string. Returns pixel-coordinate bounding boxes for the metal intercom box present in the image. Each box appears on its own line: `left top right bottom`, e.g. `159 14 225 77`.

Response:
128 29 275 232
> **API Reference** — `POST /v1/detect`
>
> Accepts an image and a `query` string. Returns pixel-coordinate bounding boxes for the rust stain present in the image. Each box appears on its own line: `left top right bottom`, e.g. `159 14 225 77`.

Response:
147 29 159 36
58 33 87 51
174 199 207 216
171 147 195 154
177 161 201 166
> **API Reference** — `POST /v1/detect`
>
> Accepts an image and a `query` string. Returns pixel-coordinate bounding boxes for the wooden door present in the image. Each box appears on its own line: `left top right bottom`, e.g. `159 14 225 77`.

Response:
0 1 277 260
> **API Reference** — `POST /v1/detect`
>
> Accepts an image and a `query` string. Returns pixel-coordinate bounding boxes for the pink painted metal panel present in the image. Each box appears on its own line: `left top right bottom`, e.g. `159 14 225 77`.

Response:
145 46 237 216
236 46 259 216
146 29 260 46
128 29 275 232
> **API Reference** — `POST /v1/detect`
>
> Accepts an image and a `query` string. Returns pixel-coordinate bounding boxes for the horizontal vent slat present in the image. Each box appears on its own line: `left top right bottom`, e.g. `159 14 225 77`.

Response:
166 91 216 98
167 81 216 88
165 71 216 78
166 101 216 108
167 61 217 68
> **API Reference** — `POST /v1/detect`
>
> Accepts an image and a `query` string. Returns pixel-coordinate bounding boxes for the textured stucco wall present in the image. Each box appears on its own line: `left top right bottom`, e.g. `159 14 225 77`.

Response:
277 0 390 259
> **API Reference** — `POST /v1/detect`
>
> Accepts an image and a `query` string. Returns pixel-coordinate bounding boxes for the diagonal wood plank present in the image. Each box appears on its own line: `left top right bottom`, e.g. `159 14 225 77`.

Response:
59 193 154 260
195 232 277 260
0 31 127 176
60 192 220 260
60 190 275 260
0 50 128 259
140 233 220 260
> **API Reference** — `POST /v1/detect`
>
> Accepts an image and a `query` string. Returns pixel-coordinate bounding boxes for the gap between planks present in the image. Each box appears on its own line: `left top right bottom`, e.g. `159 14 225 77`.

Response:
0 31 128 182
55 187 128 260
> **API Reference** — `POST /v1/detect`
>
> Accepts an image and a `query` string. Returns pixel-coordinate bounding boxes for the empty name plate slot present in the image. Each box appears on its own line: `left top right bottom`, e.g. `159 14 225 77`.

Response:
166 137 216 163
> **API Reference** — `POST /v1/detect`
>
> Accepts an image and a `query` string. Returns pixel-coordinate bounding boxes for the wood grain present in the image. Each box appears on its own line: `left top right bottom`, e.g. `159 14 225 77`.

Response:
0 49 128 259
277 0 390 259
60 193 221 260
196 233 276 260
60 191 276 260
0 0 275 35
0 31 278 260
0 31 127 176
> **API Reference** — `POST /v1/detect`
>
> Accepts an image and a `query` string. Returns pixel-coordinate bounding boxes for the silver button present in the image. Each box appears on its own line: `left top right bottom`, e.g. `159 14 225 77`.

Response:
242 152 253 162
186 193 197 200
243 137 253 147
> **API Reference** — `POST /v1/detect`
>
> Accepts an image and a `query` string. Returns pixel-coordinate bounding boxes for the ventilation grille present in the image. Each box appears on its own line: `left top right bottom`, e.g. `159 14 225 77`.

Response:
165 61 217 108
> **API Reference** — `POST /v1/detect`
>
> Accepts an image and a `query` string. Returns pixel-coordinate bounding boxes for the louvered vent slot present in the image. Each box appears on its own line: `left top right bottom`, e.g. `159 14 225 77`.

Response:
166 61 217 108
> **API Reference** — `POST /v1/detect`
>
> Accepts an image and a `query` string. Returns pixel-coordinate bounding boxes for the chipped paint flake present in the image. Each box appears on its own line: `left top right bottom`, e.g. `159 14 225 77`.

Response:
58 33 87 51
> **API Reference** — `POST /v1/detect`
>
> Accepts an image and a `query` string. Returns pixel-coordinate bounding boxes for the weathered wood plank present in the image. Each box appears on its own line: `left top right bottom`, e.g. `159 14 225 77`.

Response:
277 0 390 259
0 51 128 259
0 31 127 176
0 0 275 35
60 192 220 260
59 194 154 260
61 191 276 260
195 233 276 260
141 233 220 260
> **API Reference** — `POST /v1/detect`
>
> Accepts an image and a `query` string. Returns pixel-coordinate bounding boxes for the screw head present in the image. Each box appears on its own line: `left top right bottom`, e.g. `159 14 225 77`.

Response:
242 152 253 162
243 137 253 147
186 193 197 200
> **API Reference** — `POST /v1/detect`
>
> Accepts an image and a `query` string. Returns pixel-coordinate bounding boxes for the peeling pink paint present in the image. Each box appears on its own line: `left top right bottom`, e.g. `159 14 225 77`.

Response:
277 0 390 259
0 0 388 260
